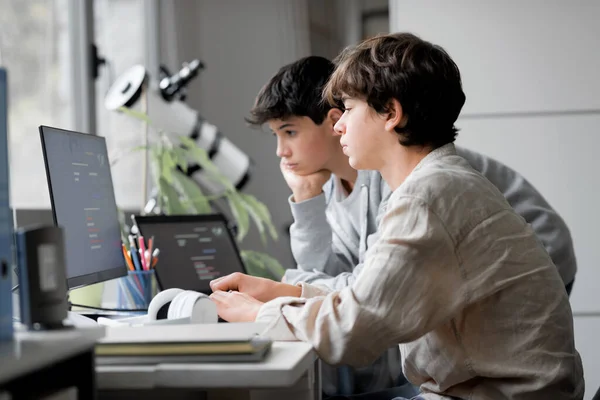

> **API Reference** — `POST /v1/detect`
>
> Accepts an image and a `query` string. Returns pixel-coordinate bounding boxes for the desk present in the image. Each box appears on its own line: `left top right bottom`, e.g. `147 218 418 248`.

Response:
97 341 321 400
0 325 105 399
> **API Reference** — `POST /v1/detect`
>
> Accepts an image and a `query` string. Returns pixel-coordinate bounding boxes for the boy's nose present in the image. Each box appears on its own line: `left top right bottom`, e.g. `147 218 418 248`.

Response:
276 142 291 158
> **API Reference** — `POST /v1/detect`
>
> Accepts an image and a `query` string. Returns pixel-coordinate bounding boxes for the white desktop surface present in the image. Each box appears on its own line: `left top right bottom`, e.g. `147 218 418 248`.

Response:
96 341 316 390
0 325 105 385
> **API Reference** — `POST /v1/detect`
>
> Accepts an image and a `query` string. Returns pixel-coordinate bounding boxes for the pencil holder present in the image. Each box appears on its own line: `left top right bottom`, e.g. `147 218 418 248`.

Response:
116 270 158 310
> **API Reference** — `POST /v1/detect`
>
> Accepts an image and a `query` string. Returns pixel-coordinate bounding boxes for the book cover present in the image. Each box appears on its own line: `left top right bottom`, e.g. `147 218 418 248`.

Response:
96 337 271 357
98 322 267 345
95 339 272 365
0 68 14 342
95 323 272 365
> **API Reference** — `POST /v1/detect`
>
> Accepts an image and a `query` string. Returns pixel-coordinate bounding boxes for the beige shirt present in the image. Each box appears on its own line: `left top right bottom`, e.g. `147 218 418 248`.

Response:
257 144 584 400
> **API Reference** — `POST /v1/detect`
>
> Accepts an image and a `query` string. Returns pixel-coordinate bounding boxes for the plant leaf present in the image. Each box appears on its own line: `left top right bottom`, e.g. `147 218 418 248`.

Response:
238 193 266 245
240 250 285 280
178 136 212 169
239 250 270 279
118 106 153 124
172 146 189 174
226 192 250 242
172 169 212 214
160 149 178 184
240 193 278 241
158 176 188 214
149 147 163 190
117 207 131 245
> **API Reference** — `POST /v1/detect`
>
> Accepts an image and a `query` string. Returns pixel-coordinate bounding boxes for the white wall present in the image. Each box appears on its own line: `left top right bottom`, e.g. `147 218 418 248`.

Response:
390 1 600 397
159 0 313 270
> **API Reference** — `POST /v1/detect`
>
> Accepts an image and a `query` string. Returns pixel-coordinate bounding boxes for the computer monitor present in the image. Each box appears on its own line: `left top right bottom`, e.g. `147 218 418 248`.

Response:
133 214 248 294
39 126 126 289
0 68 15 339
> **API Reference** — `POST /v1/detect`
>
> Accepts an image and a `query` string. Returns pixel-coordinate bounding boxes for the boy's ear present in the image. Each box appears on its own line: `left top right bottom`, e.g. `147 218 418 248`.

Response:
384 99 407 132
325 108 343 130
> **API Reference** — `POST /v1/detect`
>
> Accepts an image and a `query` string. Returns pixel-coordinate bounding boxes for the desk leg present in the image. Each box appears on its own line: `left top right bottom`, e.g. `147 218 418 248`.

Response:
74 350 96 400
313 358 322 400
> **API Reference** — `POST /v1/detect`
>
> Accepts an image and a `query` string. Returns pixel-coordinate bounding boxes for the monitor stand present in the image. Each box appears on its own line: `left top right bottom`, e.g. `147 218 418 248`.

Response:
68 308 145 321
66 288 146 322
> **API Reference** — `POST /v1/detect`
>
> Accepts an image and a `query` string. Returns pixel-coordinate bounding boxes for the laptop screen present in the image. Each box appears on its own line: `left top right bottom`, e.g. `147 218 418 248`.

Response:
134 215 246 294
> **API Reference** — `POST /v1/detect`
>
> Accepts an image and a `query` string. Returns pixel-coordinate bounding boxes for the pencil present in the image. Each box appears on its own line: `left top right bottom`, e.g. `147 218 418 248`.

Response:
121 243 135 271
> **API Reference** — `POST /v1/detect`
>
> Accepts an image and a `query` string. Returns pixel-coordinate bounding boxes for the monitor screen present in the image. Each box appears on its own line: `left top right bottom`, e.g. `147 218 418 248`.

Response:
134 214 247 294
40 126 126 289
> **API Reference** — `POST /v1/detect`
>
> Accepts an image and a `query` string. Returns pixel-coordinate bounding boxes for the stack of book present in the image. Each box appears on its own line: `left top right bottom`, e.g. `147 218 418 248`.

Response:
95 323 271 365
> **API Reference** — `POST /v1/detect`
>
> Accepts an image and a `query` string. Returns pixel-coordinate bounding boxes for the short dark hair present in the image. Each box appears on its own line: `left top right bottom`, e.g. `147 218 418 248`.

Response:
324 32 466 148
246 56 339 126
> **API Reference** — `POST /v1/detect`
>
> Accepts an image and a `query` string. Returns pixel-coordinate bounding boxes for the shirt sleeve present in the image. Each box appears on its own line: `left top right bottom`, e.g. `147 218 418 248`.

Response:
286 192 355 279
256 195 465 366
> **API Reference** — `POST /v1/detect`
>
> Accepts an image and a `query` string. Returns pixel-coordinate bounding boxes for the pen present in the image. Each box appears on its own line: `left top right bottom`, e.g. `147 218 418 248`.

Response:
151 248 160 269
138 235 148 270
130 215 140 235
121 243 135 271
128 235 140 258
129 236 142 271
147 236 154 268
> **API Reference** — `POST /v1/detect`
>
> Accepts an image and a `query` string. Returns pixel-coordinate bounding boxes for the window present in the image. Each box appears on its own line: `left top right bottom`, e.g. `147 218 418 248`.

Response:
94 0 146 211
0 0 149 211
0 0 73 208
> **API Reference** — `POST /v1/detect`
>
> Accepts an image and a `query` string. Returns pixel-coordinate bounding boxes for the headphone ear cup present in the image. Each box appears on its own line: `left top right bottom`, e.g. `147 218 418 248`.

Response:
147 288 184 321
167 291 218 324
167 290 193 320
187 292 218 324
169 290 198 322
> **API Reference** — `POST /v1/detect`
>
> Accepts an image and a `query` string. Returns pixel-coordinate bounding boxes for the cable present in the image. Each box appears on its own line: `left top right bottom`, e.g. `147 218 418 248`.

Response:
69 303 147 313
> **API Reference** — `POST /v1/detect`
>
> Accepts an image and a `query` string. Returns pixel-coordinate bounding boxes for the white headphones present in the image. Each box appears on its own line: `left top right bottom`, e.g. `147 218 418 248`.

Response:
147 288 218 324
97 288 218 327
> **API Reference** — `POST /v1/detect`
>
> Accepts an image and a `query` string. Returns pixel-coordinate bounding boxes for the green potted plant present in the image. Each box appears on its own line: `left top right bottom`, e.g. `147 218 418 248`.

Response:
117 107 286 280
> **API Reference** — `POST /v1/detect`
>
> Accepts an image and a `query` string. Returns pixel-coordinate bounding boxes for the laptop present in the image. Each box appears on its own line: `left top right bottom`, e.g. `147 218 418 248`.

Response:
132 214 247 294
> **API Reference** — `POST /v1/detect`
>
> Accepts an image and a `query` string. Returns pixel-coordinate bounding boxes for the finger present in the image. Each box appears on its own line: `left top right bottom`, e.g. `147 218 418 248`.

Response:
209 276 226 290
209 274 228 286
210 274 237 291
211 275 227 284
212 299 232 321
209 290 229 303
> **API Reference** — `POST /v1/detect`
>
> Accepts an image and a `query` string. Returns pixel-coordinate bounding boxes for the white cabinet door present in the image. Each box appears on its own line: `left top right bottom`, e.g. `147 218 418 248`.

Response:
574 316 600 400
389 0 600 115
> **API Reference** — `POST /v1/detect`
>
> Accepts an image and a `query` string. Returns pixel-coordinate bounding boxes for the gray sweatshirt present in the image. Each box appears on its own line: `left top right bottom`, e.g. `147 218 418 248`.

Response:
283 146 577 395
284 146 577 289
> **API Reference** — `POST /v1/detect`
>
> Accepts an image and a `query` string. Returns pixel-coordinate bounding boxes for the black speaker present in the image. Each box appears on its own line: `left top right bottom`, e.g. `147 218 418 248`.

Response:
15 225 69 330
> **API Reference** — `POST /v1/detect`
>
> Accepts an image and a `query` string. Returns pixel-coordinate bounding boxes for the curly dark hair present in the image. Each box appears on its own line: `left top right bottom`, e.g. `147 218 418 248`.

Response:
324 32 466 149
246 56 341 126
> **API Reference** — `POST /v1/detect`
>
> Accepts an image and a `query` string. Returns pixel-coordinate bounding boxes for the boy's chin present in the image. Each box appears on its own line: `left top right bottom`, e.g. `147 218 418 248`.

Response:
348 157 364 170
294 167 326 176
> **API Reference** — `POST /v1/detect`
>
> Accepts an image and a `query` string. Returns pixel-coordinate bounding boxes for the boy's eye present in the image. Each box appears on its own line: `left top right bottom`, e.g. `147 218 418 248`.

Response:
285 131 297 137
